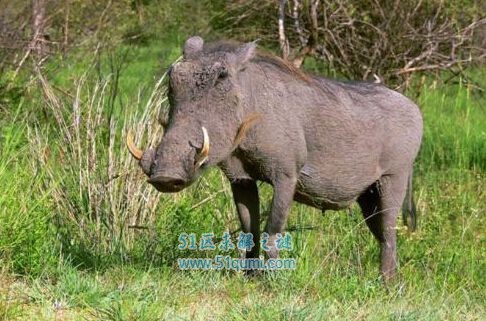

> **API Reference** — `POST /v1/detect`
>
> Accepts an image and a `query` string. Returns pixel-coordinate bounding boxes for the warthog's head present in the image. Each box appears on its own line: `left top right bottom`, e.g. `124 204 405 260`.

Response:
127 36 259 192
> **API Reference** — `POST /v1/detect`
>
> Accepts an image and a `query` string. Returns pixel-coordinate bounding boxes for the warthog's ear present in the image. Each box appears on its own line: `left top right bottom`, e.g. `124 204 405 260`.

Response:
231 41 257 70
183 36 204 59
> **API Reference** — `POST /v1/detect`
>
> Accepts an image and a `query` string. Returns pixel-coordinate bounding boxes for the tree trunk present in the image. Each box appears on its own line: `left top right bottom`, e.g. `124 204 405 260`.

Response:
31 0 47 57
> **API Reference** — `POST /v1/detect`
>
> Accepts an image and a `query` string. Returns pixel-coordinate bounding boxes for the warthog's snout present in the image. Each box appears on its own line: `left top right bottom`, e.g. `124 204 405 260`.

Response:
147 174 187 193
126 127 210 193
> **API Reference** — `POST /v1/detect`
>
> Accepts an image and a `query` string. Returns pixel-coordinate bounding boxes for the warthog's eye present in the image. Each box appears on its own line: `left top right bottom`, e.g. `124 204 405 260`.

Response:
218 67 228 79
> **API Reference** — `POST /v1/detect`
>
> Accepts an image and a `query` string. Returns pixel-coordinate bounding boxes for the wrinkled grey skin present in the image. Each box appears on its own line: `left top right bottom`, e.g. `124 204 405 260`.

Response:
137 36 423 281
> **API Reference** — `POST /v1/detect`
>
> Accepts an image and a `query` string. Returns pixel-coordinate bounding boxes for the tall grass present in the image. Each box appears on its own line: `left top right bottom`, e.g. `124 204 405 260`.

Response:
415 80 486 172
29 64 168 267
0 104 56 276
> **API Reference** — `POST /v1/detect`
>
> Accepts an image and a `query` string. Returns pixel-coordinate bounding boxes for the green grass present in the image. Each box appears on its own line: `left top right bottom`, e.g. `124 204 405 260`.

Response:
0 105 57 277
0 39 485 320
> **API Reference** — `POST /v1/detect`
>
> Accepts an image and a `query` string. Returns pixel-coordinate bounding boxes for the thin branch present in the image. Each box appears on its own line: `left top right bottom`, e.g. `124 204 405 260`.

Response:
278 0 289 59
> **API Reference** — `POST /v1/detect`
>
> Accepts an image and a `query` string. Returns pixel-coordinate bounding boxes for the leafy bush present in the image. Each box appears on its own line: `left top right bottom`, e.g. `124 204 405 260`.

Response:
0 71 24 112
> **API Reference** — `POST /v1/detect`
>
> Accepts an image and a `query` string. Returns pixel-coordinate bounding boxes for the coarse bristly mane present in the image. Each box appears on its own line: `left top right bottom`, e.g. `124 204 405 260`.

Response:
203 40 313 84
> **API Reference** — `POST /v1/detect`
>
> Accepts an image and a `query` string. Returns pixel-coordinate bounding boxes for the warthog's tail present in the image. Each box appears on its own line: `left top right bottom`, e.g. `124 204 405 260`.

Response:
402 171 417 231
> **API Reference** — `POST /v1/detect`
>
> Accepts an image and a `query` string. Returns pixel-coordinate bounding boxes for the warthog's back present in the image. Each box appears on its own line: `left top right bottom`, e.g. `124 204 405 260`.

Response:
241 65 423 210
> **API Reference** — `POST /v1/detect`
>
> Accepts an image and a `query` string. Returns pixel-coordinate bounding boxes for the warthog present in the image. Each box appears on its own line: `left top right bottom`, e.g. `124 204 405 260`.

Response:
127 36 423 280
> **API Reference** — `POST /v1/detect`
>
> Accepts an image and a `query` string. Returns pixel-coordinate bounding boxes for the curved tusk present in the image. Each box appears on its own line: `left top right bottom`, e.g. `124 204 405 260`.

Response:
126 131 143 160
195 126 210 168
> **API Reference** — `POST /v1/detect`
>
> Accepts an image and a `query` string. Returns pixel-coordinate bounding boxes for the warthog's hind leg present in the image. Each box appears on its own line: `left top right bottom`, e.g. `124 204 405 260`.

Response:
358 173 409 281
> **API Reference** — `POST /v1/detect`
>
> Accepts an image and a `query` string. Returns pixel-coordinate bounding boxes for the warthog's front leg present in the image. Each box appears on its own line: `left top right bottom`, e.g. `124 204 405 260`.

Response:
265 175 298 259
231 179 260 259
